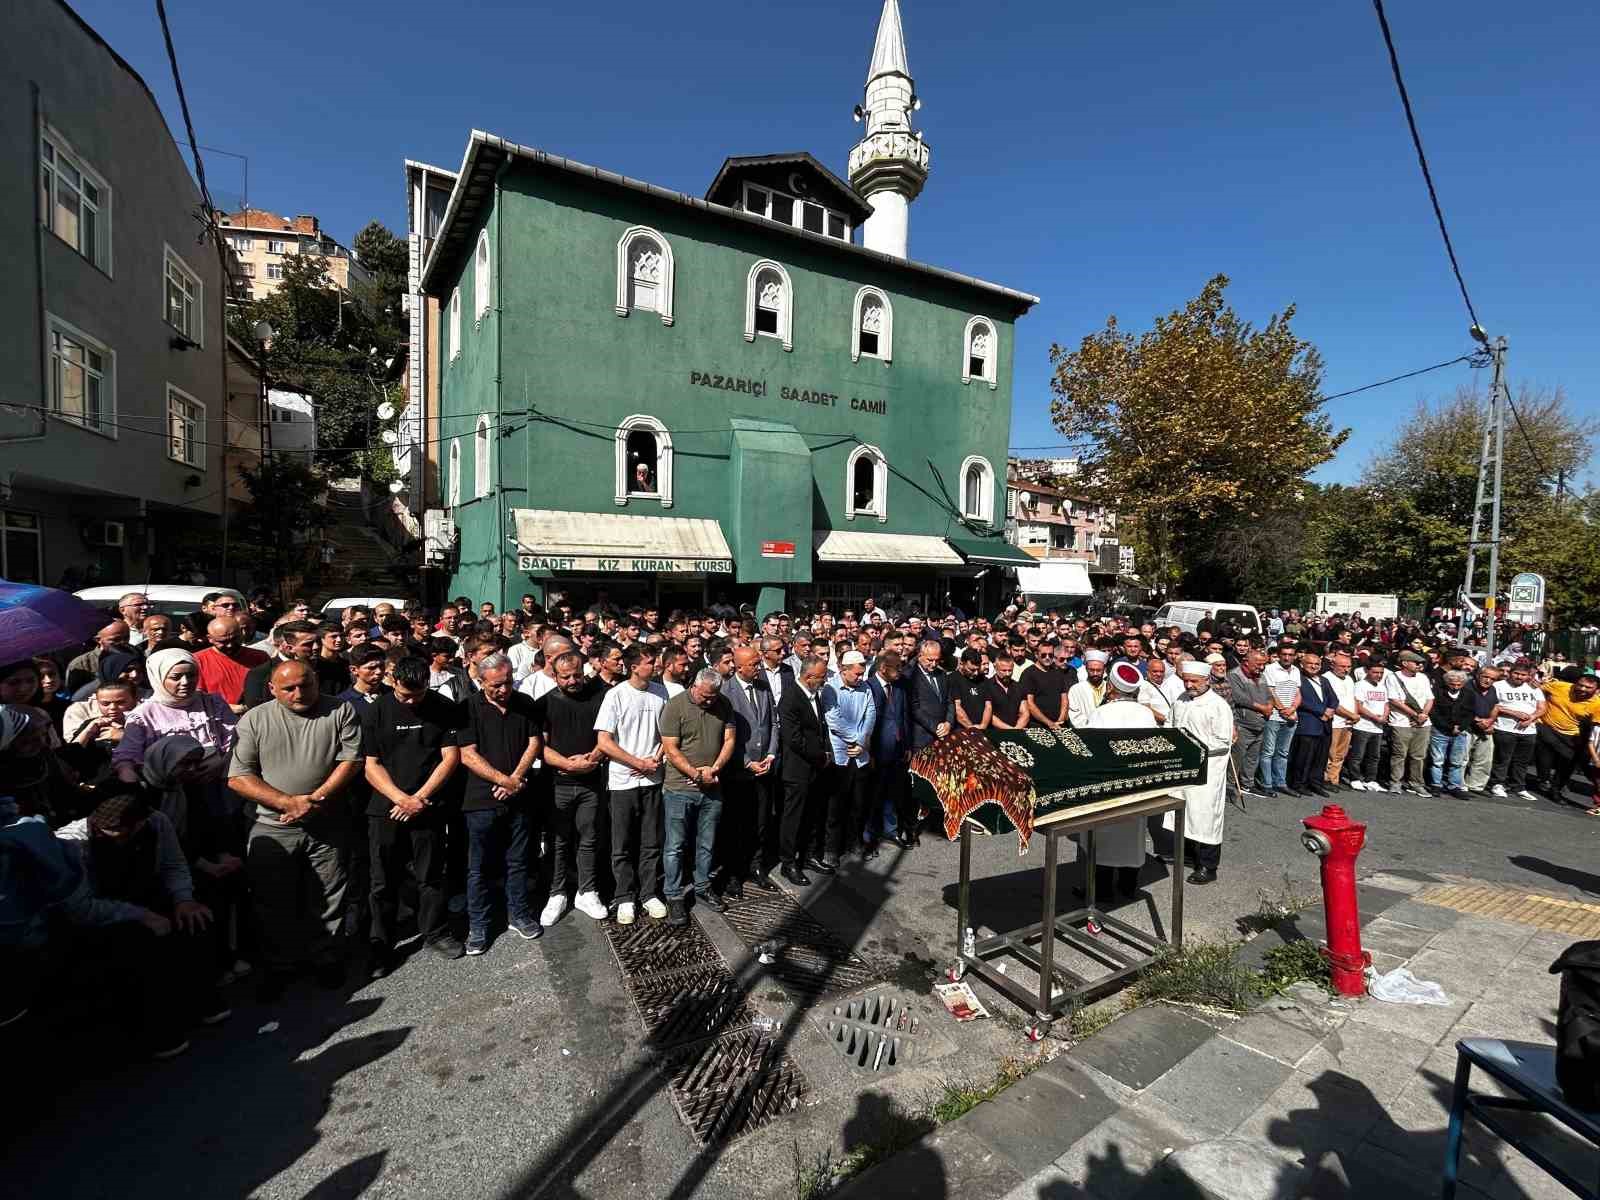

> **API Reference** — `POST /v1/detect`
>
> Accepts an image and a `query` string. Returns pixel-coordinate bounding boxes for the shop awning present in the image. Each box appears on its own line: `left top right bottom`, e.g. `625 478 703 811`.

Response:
946 536 1037 568
512 509 733 574
1014 560 1093 597
814 529 965 566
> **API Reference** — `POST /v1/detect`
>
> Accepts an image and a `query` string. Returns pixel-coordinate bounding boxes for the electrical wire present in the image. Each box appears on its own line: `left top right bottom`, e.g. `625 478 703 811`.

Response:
1320 354 1473 401
1500 381 1555 482
1372 0 1482 331
154 1 216 243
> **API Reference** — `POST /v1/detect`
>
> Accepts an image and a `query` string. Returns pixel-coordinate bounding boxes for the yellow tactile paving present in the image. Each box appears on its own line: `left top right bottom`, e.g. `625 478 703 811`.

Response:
1416 883 1600 936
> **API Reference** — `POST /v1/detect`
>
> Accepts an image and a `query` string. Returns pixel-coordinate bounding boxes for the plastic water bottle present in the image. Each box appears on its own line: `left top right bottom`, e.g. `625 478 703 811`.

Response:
962 927 976 959
751 1015 781 1034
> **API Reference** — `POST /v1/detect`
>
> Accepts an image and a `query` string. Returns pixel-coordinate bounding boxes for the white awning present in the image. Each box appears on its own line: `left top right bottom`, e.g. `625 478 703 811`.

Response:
512 509 733 575
1015 560 1093 597
814 529 965 566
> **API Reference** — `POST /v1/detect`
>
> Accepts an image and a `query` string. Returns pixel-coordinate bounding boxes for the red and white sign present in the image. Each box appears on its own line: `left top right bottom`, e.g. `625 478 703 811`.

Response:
760 540 796 559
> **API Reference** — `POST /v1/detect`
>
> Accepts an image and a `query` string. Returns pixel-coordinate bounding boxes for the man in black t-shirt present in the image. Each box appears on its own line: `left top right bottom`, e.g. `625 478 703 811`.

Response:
458 652 544 953
538 651 610 927
988 652 1031 729
952 649 993 730
361 656 462 973
1022 643 1072 730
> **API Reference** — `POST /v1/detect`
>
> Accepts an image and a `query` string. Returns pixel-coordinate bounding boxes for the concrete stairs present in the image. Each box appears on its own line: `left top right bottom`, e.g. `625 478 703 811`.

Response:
313 488 408 602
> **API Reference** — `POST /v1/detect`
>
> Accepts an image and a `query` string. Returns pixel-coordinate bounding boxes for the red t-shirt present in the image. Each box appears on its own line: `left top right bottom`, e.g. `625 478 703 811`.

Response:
194 645 269 703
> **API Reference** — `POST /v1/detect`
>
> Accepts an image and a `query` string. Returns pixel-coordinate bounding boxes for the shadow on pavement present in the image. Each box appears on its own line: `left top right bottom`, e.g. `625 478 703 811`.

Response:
1507 854 1600 898
0 985 410 1200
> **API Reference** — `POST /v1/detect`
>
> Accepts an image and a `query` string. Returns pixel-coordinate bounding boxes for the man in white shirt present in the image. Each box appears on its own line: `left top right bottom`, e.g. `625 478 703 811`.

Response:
507 618 541 683
1259 644 1301 795
1346 662 1391 791
594 644 669 925
1320 652 1360 789
1487 658 1546 799
1066 651 1109 728
1384 651 1435 795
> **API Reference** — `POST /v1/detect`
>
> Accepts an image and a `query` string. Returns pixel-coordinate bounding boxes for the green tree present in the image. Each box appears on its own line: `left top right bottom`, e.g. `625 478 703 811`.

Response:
1048 275 1346 594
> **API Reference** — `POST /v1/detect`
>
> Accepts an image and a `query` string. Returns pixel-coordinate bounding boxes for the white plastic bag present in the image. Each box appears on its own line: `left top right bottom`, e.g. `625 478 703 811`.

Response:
1366 965 1451 1006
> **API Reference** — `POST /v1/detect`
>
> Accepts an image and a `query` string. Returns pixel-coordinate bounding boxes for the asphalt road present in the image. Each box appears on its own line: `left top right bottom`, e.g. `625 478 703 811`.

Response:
4 780 1594 1200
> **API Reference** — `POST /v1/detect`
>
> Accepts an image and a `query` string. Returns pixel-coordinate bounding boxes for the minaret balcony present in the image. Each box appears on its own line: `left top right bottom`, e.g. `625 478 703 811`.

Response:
847 132 930 194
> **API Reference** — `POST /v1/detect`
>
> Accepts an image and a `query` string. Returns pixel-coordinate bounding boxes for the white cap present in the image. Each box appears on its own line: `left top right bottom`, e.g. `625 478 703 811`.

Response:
840 650 867 666
1084 650 1109 664
1109 662 1142 693
1179 661 1210 679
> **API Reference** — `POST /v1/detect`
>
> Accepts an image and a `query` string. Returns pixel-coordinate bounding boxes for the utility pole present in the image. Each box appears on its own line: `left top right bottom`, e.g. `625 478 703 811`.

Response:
1461 331 1507 659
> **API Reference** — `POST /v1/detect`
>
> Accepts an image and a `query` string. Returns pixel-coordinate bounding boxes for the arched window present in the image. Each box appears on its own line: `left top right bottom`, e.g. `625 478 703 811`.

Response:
614 414 673 507
449 288 461 360
959 455 995 524
473 230 491 323
962 315 998 389
473 414 491 499
447 437 461 507
744 259 793 351
851 286 893 364
844 443 888 522
614 226 675 325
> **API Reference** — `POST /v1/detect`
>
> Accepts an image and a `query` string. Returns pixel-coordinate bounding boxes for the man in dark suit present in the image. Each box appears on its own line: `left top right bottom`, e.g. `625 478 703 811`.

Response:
721 645 780 894
777 656 832 886
907 638 955 752
867 649 912 846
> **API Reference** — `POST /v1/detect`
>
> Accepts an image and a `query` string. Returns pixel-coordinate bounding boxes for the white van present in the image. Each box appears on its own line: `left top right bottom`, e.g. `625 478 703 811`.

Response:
1153 600 1263 637
74 584 245 618
321 596 407 618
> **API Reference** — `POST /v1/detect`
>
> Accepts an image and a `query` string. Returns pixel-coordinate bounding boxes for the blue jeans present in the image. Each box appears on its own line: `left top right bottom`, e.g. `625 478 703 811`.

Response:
1428 730 1470 790
663 789 722 900
1259 721 1293 789
464 804 536 937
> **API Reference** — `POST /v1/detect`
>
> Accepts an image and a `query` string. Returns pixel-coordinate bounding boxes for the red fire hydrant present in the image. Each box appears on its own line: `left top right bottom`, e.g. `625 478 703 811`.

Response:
1300 805 1372 997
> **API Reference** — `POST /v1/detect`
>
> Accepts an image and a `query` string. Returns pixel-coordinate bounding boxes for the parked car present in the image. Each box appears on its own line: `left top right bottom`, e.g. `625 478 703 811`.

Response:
320 595 407 619
1152 600 1263 636
74 584 245 618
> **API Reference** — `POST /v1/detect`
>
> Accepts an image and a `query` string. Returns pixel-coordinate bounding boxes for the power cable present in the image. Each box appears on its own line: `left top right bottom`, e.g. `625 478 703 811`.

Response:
1372 0 1482 331
1320 354 1473 401
1500 382 1554 482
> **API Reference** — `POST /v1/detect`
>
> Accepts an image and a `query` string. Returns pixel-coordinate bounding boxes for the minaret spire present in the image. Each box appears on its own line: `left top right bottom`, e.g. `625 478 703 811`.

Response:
848 0 929 259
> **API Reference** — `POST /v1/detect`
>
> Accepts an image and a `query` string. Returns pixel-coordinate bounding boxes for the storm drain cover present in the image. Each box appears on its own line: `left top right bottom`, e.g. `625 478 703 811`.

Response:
717 891 886 999
603 916 725 979
627 967 758 1048
822 992 921 1071
661 1028 810 1146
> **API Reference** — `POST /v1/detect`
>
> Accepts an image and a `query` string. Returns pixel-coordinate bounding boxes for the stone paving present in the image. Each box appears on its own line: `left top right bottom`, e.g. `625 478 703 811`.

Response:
837 877 1595 1200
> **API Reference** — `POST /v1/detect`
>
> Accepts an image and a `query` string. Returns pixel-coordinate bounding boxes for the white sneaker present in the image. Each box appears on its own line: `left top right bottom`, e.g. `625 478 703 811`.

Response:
643 896 668 920
1490 784 1507 798
574 891 608 921
539 894 569 927
1518 789 1539 802
616 901 636 926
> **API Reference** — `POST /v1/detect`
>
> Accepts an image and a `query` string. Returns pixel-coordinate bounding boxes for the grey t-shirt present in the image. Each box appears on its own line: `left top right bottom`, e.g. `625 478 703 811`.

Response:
1227 668 1272 731
229 696 362 823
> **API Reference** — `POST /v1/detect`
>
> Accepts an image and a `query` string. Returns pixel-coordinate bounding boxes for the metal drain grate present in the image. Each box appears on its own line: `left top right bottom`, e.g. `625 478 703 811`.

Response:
661 1029 810 1145
823 993 921 1071
603 915 725 978
717 891 886 999
627 967 758 1048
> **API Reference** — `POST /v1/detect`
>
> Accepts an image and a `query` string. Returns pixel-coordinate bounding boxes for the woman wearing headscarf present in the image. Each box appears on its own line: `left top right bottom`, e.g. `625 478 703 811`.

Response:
0 705 82 825
68 649 147 703
112 648 237 788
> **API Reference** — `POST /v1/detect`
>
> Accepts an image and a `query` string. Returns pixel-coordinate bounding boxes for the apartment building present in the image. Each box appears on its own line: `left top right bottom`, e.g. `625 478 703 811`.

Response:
217 207 371 300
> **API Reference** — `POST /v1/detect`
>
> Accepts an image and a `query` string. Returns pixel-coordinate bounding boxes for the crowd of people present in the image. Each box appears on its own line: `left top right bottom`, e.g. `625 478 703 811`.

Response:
4 587 1597 1063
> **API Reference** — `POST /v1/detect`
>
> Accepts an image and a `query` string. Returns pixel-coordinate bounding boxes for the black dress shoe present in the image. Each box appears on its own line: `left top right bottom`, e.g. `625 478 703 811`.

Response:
367 942 396 980
1264 790 1280 799
1186 868 1217 886
1306 783 1331 798
749 872 780 893
804 857 837 875
861 844 880 861
722 879 745 901
697 891 728 913
780 862 811 887
1281 786 1303 798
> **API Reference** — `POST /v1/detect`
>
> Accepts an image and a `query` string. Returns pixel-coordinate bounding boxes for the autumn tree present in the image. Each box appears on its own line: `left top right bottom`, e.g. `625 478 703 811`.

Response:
1048 275 1346 593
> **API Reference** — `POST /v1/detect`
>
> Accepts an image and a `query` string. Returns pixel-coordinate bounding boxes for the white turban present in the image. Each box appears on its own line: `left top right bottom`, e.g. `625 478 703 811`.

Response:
1084 650 1109 664
1179 660 1210 679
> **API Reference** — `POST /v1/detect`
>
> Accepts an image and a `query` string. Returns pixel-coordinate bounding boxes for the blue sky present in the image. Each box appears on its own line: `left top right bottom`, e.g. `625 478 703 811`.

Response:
75 0 1596 482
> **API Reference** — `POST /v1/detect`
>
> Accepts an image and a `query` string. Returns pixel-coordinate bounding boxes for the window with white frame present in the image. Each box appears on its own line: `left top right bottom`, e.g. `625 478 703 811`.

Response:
166 386 205 468
0 511 43 585
449 288 461 360
851 286 892 364
164 246 203 344
473 414 490 499
962 316 998 389
229 235 254 252
614 226 675 325
1006 487 1018 518
742 184 849 241
267 239 287 254
266 262 283 281
959 456 995 524
474 230 490 322
448 438 461 507
744 260 793 351
845 443 888 522
47 317 114 435
40 131 110 271
615 415 673 507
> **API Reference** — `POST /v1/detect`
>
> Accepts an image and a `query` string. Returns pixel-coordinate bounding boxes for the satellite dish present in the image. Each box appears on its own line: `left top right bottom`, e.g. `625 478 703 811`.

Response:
788 171 808 195
376 402 396 421
388 480 404 494
381 429 398 445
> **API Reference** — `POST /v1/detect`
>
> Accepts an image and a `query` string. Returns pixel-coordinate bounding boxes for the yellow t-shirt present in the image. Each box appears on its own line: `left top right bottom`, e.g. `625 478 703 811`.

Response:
1540 679 1600 736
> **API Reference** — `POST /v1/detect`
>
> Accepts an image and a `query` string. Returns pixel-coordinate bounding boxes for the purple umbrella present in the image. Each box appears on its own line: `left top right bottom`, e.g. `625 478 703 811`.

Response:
0 581 110 664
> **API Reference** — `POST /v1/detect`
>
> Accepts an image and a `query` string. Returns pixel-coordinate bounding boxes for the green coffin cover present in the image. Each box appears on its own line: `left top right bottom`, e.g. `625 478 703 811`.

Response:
912 725 1207 842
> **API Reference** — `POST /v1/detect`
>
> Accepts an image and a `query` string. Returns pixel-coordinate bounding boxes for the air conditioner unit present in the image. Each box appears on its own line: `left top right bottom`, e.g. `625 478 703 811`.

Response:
86 520 125 547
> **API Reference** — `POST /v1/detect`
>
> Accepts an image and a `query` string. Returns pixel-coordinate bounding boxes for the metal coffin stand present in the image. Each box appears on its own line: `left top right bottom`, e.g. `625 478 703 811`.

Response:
950 789 1186 1041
